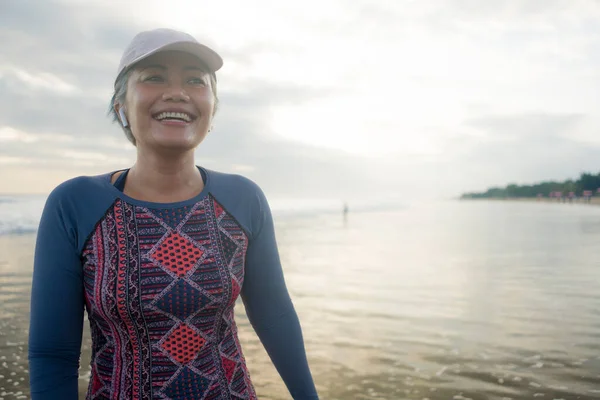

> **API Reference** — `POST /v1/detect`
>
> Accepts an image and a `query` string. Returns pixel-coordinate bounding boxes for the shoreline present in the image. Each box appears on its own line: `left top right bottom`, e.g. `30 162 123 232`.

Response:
461 196 600 206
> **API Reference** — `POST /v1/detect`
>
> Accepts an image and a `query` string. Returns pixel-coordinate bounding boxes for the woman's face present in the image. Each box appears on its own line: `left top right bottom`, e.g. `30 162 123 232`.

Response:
122 51 215 152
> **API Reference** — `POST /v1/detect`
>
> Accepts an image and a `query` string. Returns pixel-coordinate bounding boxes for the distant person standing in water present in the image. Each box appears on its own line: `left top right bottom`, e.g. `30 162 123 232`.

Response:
28 28 319 399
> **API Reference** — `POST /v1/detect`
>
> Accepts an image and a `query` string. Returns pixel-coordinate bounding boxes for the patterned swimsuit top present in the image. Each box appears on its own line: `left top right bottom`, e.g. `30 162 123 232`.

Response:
28 167 319 400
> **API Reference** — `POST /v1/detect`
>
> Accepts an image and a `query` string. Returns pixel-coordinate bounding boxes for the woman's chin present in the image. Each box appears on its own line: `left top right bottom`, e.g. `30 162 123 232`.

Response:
150 135 198 152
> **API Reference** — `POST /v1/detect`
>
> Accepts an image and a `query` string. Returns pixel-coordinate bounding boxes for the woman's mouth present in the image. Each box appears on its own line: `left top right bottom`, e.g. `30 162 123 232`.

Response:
153 111 196 123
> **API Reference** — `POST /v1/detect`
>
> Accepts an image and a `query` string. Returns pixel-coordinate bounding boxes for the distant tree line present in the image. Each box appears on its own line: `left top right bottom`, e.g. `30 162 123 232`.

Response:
461 172 600 199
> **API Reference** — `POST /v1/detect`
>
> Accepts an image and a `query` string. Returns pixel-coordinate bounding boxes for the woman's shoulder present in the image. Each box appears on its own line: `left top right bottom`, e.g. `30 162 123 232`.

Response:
39 172 121 251
203 168 272 233
47 172 113 202
205 168 265 198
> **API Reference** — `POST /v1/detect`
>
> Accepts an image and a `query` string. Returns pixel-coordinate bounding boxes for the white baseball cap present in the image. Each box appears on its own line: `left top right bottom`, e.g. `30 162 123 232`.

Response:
115 28 223 85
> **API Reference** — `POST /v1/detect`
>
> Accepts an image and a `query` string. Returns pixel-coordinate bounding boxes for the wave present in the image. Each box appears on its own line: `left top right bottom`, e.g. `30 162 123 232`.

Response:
0 195 406 236
0 195 46 237
0 225 38 236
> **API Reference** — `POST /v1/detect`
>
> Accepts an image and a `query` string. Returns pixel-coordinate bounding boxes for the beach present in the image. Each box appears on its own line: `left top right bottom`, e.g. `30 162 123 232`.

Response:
463 196 600 206
1 200 600 399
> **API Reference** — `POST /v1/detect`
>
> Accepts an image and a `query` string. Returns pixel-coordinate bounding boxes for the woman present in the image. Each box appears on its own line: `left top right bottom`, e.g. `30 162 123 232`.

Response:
28 28 319 400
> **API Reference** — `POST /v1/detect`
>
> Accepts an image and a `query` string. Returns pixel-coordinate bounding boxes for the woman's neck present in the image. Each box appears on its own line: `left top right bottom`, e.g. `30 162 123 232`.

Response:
124 151 204 203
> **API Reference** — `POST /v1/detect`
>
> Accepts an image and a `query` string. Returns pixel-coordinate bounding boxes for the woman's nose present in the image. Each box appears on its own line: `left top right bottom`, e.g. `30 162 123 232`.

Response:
161 81 190 102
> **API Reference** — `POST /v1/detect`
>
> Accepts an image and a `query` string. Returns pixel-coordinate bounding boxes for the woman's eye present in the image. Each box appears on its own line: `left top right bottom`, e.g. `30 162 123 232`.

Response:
144 75 164 82
188 77 206 85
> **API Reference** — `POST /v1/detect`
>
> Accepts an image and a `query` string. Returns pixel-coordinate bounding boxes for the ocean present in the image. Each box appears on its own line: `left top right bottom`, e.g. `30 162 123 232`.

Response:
0 196 599 399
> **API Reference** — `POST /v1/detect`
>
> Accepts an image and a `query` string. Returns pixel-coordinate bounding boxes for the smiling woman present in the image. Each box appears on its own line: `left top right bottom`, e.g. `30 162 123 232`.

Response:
110 51 220 150
118 52 215 152
27 28 319 400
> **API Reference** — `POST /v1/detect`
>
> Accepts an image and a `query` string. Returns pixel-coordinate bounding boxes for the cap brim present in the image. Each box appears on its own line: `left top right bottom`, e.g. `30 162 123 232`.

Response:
125 41 223 74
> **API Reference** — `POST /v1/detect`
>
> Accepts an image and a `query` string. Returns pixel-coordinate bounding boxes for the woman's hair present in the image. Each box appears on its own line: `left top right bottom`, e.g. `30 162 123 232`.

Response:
108 68 219 146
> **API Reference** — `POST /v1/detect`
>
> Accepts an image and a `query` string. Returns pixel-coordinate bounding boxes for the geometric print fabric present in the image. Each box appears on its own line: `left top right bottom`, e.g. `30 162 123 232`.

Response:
160 323 206 364
164 366 211 399
81 195 256 399
154 279 212 321
149 231 204 277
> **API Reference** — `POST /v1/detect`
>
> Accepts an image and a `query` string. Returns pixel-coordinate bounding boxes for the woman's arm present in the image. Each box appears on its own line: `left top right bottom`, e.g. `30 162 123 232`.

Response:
241 189 319 400
28 187 84 400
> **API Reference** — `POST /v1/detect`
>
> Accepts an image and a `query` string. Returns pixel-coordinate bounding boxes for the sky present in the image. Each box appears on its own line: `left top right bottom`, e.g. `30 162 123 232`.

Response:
2 0 600 205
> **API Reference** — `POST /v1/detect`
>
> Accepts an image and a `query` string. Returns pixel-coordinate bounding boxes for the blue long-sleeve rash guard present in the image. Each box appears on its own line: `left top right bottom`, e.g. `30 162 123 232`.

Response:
28 167 319 399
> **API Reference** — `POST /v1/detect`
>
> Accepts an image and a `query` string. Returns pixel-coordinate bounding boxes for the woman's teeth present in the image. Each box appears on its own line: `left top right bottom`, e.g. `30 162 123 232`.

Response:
155 112 192 122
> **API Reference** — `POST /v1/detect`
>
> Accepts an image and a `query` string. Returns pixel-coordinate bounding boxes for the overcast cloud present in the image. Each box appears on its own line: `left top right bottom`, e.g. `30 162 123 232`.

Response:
1 0 600 205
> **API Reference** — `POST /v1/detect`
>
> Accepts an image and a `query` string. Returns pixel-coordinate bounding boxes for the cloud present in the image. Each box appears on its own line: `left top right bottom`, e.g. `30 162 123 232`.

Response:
465 113 585 141
2 0 600 202
0 0 377 200
447 113 600 192
0 66 79 94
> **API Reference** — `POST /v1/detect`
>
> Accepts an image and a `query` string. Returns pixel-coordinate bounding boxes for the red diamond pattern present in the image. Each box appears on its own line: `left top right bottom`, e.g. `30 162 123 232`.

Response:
229 279 241 306
161 323 206 364
151 231 204 277
91 367 104 394
222 357 236 383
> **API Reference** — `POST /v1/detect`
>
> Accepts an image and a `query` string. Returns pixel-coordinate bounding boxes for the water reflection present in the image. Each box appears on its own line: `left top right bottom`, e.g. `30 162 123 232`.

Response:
1 201 600 399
